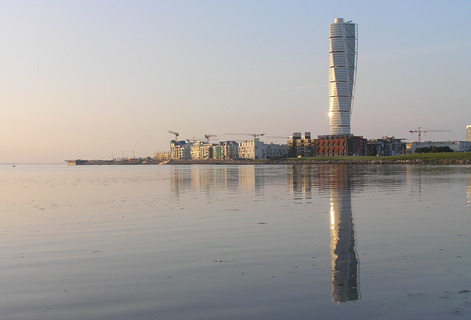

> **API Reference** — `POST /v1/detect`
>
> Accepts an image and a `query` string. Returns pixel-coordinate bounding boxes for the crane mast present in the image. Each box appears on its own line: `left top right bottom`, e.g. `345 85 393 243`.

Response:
225 133 265 138
409 127 451 142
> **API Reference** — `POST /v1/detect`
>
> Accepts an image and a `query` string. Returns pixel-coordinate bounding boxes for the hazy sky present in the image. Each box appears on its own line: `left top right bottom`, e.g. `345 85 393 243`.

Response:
1 0 470 163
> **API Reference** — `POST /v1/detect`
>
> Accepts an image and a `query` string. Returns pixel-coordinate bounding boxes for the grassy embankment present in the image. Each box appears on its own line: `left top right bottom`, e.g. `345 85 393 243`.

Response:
285 152 471 162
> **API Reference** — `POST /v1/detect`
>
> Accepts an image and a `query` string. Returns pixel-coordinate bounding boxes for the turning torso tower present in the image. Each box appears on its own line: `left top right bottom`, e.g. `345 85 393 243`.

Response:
329 18 358 135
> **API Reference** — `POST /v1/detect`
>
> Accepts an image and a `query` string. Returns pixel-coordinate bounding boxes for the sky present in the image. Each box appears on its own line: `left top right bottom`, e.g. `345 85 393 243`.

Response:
1 0 470 163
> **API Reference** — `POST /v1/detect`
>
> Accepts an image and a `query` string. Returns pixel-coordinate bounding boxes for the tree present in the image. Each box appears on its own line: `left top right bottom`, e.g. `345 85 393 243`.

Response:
414 146 453 153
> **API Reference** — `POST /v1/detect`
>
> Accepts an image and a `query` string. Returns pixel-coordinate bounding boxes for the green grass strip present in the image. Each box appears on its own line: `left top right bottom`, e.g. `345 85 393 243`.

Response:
285 152 471 162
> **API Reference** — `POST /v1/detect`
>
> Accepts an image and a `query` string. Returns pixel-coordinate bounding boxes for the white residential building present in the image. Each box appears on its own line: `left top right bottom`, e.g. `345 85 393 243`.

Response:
223 141 239 159
238 138 287 159
190 142 212 160
170 140 191 160
238 138 267 160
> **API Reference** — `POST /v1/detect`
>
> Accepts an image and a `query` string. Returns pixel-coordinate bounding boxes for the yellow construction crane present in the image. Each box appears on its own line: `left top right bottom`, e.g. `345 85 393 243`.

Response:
204 134 217 143
225 133 265 138
168 130 179 140
409 127 451 142
265 136 289 139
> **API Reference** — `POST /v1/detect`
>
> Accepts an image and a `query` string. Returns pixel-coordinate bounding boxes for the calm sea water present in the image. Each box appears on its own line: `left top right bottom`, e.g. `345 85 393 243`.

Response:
0 164 470 319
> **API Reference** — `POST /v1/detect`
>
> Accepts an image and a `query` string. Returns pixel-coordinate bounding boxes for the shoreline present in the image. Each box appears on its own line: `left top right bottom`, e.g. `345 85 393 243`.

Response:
166 159 471 165
67 157 471 166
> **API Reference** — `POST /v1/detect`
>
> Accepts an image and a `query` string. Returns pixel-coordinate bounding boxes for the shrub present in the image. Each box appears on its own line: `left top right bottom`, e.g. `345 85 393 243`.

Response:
414 146 454 153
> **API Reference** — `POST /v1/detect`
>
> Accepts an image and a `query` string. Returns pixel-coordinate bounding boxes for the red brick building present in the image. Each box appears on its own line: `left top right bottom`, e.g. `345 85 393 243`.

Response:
314 135 367 157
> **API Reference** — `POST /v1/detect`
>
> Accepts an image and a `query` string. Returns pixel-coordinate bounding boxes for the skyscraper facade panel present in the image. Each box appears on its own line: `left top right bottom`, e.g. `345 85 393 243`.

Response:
329 18 358 135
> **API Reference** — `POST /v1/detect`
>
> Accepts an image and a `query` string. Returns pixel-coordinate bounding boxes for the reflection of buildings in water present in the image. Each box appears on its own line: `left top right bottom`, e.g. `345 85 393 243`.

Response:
467 169 471 207
170 166 263 196
327 165 360 303
169 166 191 198
406 165 422 195
238 166 257 194
288 165 312 199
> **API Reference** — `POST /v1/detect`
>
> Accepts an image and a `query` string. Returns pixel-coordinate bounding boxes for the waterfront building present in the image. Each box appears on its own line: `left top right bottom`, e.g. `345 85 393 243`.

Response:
287 132 367 157
287 132 314 158
213 145 223 159
329 18 358 135
170 140 191 160
154 152 170 161
215 141 239 159
266 143 288 159
238 138 287 160
238 138 267 160
315 135 367 157
367 137 406 156
190 141 213 160
190 143 200 159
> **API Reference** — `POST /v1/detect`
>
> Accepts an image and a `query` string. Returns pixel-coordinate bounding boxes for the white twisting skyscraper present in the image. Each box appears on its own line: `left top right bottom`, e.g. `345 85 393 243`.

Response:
329 18 358 135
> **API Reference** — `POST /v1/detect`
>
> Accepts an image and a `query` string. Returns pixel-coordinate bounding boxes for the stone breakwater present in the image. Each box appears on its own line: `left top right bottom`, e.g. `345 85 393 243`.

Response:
283 159 471 165
67 158 471 166
167 159 471 165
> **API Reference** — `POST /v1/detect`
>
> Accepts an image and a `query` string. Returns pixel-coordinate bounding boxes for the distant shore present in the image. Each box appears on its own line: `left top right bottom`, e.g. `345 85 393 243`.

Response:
279 152 471 165
67 153 471 166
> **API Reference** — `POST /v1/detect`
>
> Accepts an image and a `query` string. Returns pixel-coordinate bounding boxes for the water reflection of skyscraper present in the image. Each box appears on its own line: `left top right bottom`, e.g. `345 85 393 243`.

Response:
467 168 471 207
328 165 359 303
316 165 360 303
288 165 360 302
174 165 360 302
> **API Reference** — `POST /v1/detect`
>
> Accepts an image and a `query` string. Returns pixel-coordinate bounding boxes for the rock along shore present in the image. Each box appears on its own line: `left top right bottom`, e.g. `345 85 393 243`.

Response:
67 158 471 166
166 158 471 165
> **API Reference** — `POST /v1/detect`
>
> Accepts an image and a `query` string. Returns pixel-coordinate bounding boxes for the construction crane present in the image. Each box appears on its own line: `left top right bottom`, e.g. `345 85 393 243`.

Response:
168 130 179 140
204 134 217 143
409 127 451 142
184 137 203 143
265 136 289 139
225 133 265 138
